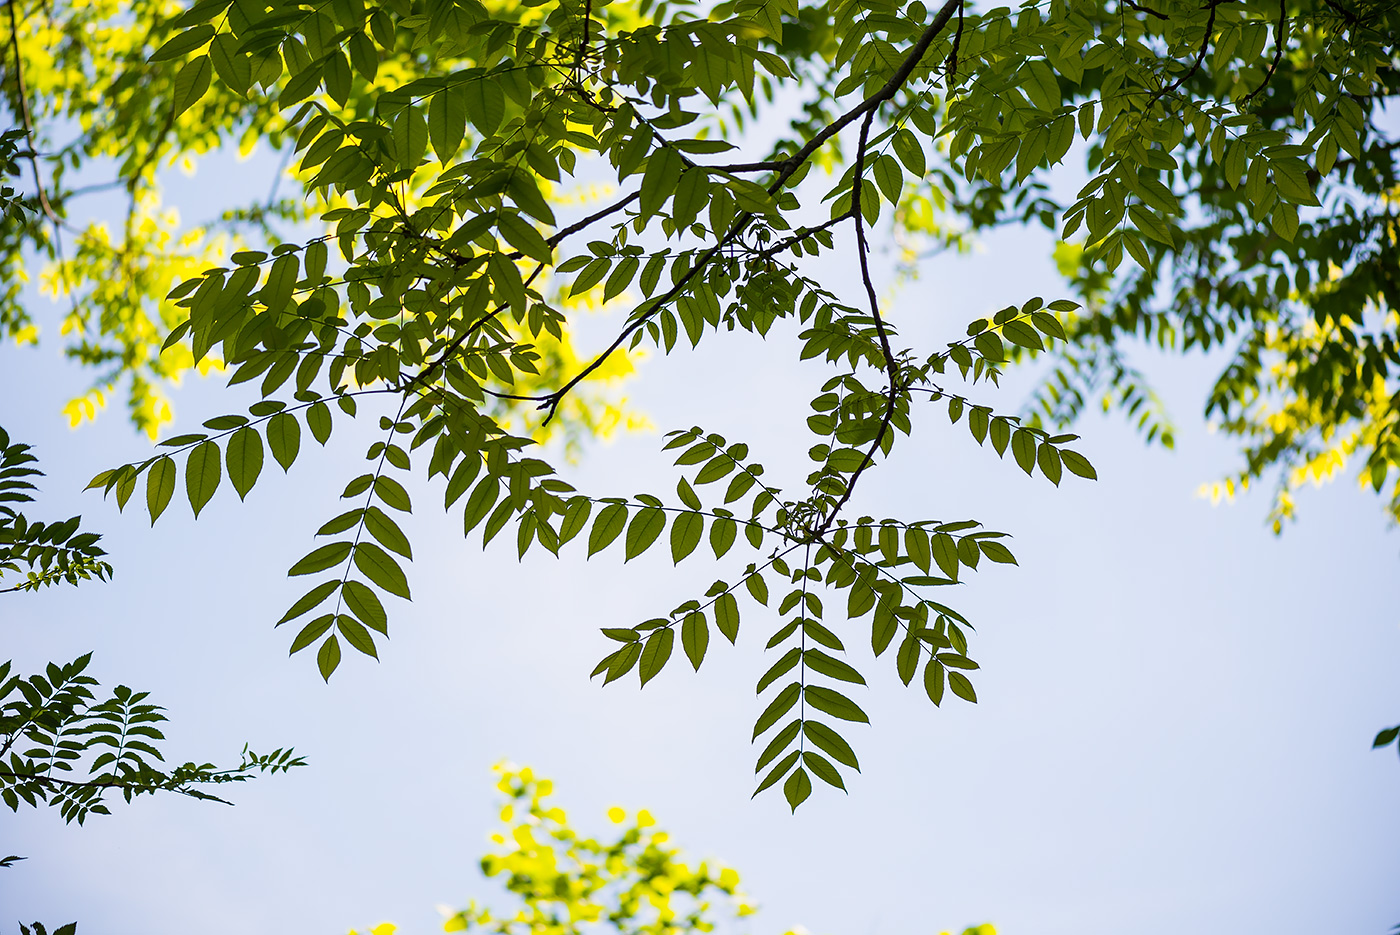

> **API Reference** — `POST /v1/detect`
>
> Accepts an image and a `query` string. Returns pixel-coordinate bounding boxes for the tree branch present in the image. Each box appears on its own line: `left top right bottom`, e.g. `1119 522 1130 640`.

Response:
815 107 901 536
522 0 965 424
5 0 60 225
1240 0 1287 105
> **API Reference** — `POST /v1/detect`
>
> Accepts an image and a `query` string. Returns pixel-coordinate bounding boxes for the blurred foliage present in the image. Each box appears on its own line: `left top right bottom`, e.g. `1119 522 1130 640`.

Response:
1 0 635 443
349 764 997 935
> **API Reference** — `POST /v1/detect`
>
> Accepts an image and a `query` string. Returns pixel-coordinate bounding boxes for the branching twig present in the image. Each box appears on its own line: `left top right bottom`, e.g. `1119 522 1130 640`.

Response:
1146 0 1225 110
1240 0 1288 105
521 0 965 425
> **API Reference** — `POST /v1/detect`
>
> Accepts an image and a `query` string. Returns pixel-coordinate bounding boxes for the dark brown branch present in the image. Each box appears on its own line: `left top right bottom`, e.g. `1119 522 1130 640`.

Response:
1121 0 1169 19
1145 0 1223 110
816 107 901 536
524 0 965 424
945 0 965 80
5 0 60 225
547 190 639 247
1240 0 1287 105
576 0 592 72
709 160 789 173
1320 0 1361 27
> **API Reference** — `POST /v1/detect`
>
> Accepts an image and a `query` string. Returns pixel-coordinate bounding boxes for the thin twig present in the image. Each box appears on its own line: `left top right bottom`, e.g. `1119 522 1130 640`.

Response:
755 210 855 261
1240 0 1288 105
576 0 592 72
815 107 900 537
5 0 60 225
1121 0 1169 19
1145 0 1224 111
526 0 965 424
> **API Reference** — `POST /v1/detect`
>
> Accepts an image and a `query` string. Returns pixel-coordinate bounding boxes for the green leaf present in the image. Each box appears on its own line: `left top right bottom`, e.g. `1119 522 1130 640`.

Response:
463 78 505 136
639 147 684 217
306 402 333 445
364 506 412 558
931 533 959 580
498 210 553 264
185 440 222 518
694 455 736 485
923 658 945 705
896 630 920 685
342 580 388 634
803 720 859 769
1060 449 1098 479
277 580 340 625
710 515 736 557
267 412 300 472
905 527 931 573
803 684 870 723
146 456 176 525
354 541 411 599
428 86 467 162
624 507 665 561
226 427 264 500
978 540 1017 564
745 571 768 605
1373 726 1400 749
172 55 213 117
288 541 353 576
639 628 674 686
715 592 740 643
150 24 215 62
1037 444 1062 485
754 719 801 772
289 614 335 654
670 511 703 562
462 476 501 534
782 767 812 811
757 647 801 694
337 614 378 658
753 749 800 796
373 475 412 512
752 682 801 738
588 502 628 556
803 648 866 685
802 751 846 791
681 611 709 670
558 496 591 545
1011 429 1037 475
317 633 342 680
948 671 977 702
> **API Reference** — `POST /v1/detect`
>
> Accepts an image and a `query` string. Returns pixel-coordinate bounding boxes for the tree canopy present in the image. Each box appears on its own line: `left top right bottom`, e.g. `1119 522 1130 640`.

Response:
3 0 1397 815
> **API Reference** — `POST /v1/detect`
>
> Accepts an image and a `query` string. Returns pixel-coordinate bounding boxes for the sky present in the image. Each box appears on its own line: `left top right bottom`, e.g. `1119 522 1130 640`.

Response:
3 116 1400 935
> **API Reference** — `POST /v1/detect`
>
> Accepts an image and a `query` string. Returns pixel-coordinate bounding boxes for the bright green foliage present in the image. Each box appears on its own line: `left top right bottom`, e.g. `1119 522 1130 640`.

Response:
59 0 1118 809
0 426 112 593
441 764 755 935
886 0 1400 532
25 0 1383 805
0 653 305 825
349 764 998 935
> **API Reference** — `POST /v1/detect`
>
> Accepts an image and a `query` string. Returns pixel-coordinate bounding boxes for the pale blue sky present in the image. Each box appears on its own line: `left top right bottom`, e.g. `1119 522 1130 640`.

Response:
2 128 1399 935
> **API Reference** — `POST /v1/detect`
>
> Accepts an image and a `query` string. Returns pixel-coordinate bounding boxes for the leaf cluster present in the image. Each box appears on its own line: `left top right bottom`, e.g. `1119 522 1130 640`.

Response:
0 653 305 826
